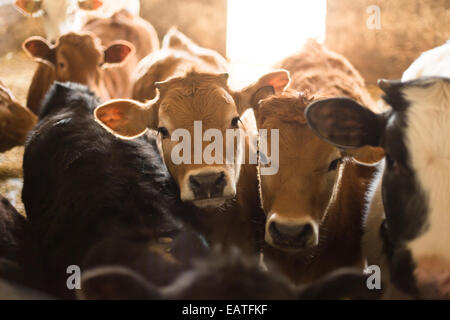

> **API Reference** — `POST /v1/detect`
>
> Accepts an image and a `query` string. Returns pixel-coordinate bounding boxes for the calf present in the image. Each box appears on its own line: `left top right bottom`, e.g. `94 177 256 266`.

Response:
306 77 450 299
132 27 228 102
251 40 382 284
22 82 205 298
95 29 290 255
24 9 159 114
0 81 37 152
14 0 140 43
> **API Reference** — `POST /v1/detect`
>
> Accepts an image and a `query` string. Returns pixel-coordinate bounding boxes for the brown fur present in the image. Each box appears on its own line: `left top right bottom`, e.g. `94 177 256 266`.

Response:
0 81 37 152
255 40 381 283
132 27 228 102
25 10 159 114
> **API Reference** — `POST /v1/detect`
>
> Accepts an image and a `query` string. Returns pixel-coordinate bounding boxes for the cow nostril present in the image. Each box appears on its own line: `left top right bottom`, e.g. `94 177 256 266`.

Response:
189 176 201 190
215 172 226 187
297 223 313 241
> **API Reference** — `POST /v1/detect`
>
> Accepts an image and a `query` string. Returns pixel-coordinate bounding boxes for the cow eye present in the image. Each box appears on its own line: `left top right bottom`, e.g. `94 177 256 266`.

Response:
231 116 240 128
158 127 170 138
328 158 341 172
58 62 65 69
385 153 397 170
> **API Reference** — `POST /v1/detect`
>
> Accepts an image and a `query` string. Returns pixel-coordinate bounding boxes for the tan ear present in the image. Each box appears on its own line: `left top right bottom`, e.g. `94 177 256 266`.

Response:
22 36 56 66
78 0 103 10
94 96 159 139
14 0 42 16
103 41 135 65
235 70 291 114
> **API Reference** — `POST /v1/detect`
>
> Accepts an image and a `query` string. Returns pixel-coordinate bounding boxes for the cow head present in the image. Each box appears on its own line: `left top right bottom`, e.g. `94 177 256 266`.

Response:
94 70 290 209
253 91 382 252
0 82 37 152
305 77 450 297
15 0 103 42
23 32 134 101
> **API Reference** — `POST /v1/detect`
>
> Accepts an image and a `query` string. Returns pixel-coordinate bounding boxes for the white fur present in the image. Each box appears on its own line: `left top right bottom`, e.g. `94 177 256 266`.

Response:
18 0 140 42
404 80 450 263
402 40 450 81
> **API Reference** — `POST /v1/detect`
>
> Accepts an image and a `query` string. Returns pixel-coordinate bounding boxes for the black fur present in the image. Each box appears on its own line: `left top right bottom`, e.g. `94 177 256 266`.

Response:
22 82 206 298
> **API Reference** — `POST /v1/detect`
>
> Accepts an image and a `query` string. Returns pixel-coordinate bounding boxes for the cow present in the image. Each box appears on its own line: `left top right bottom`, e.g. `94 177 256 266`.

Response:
79 248 381 300
24 9 159 114
305 76 450 299
0 81 37 152
14 0 140 43
132 27 228 102
250 39 383 284
94 28 291 255
21 82 206 298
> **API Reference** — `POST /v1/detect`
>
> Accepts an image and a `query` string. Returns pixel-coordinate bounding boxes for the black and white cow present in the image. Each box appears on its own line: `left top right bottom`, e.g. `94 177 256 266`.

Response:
305 77 450 299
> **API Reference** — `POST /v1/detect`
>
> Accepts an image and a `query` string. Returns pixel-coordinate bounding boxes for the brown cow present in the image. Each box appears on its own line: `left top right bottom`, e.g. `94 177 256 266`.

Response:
94 29 290 255
132 27 228 102
24 10 159 114
0 81 37 152
252 40 383 284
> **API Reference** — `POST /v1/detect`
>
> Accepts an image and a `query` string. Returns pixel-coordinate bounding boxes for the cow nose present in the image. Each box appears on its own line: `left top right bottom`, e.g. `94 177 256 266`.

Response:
189 172 227 199
269 221 317 250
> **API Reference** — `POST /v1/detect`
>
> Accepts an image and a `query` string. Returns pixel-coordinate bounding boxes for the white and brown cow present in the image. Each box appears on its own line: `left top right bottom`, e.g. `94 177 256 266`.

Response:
94 29 290 254
14 0 140 43
251 40 383 284
306 76 450 299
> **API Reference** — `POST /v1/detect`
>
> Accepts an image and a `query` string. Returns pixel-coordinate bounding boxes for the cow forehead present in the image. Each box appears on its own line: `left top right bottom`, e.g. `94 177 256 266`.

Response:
159 85 237 128
42 0 78 15
57 34 103 61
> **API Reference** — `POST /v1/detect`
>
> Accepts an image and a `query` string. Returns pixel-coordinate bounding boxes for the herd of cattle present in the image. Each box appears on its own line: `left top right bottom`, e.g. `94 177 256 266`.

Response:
0 0 449 300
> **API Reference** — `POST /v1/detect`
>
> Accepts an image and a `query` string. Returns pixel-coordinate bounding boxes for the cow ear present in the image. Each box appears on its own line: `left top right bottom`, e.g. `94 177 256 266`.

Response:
305 97 385 149
77 266 163 300
103 41 135 65
78 0 103 11
235 70 290 114
94 96 159 139
14 0 43 16
22 36 56 66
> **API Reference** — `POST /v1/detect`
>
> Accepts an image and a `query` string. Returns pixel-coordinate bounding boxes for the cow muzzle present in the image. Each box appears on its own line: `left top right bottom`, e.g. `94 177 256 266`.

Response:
266 214 319 252
180 169 236 208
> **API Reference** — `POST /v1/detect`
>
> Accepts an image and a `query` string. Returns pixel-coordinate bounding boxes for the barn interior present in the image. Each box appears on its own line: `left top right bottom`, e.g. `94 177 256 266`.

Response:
0 0 449 300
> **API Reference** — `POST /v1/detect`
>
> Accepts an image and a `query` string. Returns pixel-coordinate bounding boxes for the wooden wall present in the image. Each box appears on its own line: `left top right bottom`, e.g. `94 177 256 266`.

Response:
325 0 450 85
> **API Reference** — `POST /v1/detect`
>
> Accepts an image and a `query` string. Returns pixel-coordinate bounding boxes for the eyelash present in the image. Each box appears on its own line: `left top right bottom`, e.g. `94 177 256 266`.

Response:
157 127 169 138
328 158 341 172
231 116 240 128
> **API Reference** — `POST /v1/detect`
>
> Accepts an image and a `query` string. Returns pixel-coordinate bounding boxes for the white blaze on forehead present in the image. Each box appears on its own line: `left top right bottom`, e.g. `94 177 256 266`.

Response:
404 80 450 263
41 0 86 41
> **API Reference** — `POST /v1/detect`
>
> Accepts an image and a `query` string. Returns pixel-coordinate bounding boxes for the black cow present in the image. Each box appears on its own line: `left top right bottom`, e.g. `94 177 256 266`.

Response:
22 82 207 299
